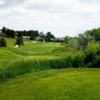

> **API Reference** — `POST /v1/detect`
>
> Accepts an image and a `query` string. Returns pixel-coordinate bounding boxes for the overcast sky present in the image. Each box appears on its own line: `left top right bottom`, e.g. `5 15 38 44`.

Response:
0 0 100 37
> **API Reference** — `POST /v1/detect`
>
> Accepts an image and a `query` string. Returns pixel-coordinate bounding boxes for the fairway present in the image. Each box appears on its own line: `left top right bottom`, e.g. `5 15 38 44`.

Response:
0 39 75 62
0 68 100 100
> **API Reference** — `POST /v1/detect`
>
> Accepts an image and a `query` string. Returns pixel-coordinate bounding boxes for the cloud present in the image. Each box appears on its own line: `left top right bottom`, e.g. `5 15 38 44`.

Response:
0 0 5 4
0 0 100 37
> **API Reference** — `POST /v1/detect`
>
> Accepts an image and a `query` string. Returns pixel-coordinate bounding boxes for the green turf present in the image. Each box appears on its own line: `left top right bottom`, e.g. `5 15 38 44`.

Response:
0 38 76 62
0 68 100 100
1 38 97 100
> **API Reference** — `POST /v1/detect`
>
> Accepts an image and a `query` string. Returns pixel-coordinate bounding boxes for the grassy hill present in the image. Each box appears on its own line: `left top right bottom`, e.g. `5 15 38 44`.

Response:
0 68 100 100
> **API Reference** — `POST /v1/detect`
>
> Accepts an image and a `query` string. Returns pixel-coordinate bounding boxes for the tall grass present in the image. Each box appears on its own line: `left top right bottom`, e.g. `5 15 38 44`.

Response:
0 56 74 82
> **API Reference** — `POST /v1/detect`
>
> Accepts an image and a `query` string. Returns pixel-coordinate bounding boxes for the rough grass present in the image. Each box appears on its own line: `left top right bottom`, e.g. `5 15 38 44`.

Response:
0 68 100 100
0 56 73 82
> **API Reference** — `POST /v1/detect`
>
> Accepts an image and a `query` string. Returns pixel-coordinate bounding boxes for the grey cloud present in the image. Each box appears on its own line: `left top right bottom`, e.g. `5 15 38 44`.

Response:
0 0 25 8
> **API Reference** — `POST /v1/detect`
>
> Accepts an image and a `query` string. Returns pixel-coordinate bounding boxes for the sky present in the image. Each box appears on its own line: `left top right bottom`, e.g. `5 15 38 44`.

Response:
0 0 100 37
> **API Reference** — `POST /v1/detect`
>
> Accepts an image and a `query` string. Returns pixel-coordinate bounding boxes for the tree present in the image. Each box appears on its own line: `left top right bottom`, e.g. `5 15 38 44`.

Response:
11 30 15 38
17 31 23 37
33 31 39 37
40 31 44 37
85 43 97 64
77 30 92 51
6 29 11 38
16 38 24 47
45 32 55 42
30 36 35 40
2 27 7 35
0 38 7 47
64 36 70 44
94 28 100 41
23 30 26 36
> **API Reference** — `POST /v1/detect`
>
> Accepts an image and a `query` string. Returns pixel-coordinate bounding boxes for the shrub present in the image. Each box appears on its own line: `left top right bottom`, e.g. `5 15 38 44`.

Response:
85 62 93 68
73 51 86 67
85 43 97 64
86 56 100 68
0 38 7 47
50 57 72 69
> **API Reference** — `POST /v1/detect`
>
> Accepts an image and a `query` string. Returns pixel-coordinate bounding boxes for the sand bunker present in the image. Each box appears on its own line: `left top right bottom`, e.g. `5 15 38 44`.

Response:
15 45 19 48
32 41 36 43
24 42 28 44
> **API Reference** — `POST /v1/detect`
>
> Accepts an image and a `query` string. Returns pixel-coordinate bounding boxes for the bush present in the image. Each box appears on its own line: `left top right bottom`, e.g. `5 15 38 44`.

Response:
0 38 7 47
85 43 97 64
86 56 100 68
73 51 86 67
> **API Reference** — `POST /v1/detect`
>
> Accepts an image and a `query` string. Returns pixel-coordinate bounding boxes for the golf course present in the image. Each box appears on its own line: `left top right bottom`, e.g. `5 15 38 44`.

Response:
0 36 100 100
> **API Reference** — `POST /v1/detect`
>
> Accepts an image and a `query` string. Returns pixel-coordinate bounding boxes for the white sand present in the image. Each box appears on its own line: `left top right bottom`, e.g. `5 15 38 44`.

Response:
32 41 36 43
15 45 19 48
24 42 28 44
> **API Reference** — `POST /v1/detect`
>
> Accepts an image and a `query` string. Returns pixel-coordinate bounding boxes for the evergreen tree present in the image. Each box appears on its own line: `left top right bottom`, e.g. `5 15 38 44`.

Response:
2 27 7 35
6 29 11 38
23 30 26 36
11 30 15 38
17 31 23 37
0 38 7 47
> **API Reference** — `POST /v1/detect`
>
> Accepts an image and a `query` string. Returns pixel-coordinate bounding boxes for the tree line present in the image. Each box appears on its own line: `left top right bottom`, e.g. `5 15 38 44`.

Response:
64 27 100 67
77 27 100 51
1 27 55 42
